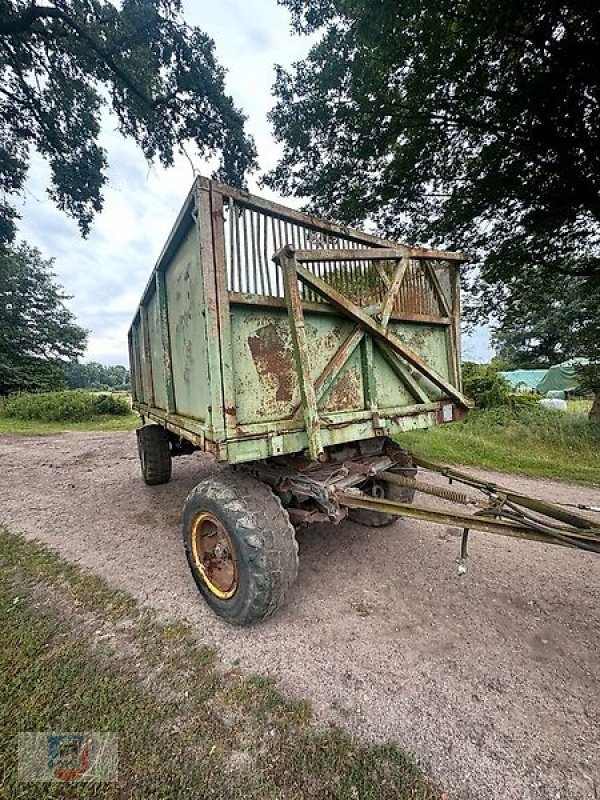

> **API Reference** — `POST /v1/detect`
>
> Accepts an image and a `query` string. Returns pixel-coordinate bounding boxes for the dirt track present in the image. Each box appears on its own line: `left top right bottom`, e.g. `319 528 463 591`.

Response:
1 431 598 800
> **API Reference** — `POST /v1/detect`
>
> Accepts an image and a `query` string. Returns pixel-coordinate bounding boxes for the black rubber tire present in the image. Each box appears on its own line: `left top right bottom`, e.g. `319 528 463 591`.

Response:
182 470 299 626
137 425 172 485
348 479 415 528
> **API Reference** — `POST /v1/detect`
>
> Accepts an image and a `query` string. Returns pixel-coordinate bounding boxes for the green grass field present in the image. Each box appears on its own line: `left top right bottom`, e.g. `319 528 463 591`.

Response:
398 404 600 485
0 526 439 800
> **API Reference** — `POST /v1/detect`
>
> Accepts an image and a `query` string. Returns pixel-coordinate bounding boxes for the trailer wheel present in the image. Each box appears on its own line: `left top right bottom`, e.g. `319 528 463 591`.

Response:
182 470 299 625
348 479 415 528
137 425 172 485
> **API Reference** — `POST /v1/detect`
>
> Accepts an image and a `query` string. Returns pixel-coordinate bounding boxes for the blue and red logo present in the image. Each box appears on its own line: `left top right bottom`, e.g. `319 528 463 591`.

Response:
46 734 90 781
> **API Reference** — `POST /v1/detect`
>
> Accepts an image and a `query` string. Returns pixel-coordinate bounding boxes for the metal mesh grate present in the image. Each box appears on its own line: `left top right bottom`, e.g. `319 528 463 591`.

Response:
222 197 451 316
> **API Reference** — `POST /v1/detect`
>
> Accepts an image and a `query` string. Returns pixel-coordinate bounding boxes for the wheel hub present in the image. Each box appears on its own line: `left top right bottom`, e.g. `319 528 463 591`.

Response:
190 512 238 599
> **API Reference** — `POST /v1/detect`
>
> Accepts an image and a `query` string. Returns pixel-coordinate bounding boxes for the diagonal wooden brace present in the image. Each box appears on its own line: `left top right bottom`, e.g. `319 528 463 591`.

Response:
291 325 364 420
379 256 409 327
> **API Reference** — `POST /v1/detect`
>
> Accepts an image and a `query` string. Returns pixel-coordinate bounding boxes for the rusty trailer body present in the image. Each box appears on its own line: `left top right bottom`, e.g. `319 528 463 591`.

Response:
129 177 470 464
129 178 599 626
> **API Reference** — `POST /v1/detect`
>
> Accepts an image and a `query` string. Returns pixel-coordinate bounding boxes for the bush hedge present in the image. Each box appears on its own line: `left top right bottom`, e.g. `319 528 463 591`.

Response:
0 390 130 422
462 362 512 408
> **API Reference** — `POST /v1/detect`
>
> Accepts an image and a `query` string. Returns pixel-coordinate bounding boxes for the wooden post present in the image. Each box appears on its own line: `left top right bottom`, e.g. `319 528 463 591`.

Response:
277 247 324 462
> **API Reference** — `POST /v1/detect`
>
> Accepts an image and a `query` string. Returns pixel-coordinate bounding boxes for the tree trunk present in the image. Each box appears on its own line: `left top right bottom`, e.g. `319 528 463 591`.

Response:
589 390 600 422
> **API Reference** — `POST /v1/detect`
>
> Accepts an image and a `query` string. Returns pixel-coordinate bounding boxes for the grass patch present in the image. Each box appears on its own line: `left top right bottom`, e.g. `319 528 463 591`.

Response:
0 526 440 800
398 405 600 485
0 413 138 434
567 398 593 415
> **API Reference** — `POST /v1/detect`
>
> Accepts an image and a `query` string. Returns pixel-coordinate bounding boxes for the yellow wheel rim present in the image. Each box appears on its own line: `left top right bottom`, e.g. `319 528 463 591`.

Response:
190 511 238 599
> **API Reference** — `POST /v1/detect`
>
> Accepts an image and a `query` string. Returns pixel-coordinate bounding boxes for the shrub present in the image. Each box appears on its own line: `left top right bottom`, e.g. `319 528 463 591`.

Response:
1 390 130 422
462 362 512 408
509 393 542 408
92 393 130 416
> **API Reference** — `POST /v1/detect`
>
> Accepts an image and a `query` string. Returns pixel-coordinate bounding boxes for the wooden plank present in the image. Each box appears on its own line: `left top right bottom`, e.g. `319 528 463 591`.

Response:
294 246 468 263
380 256 409 327
295 247 406 263
210 187 237 433
139 305 155 407
373 260 391 289
127 329 139 404
449 266 462 389
279 250 324 461
227 292 451 325
196 182 226 442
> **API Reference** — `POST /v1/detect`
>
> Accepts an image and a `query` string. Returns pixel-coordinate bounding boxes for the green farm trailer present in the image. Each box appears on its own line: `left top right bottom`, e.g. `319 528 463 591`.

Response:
129 177 600 625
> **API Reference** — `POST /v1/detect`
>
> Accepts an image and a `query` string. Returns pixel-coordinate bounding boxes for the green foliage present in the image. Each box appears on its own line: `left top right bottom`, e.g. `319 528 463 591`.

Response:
0 0 256 242
1 390 130 421
492 272 599 374
462 362 511 409
0 243 86 395
575 363 600 393
510 393 543 408
63 361 130 391
267 2 600 276
91 392 130 416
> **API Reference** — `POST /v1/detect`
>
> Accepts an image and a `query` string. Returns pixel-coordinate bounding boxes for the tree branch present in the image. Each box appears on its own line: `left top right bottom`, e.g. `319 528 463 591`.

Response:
553 261 600 277
0 3 62 36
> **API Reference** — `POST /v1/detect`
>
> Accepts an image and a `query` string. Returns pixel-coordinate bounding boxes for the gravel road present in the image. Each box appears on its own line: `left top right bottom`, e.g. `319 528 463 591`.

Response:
1 431 598 800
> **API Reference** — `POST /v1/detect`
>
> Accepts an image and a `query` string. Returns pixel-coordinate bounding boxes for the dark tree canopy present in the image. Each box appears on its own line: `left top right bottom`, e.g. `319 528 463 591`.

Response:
0 243 87 394
265 1 600 302
0 0 257 242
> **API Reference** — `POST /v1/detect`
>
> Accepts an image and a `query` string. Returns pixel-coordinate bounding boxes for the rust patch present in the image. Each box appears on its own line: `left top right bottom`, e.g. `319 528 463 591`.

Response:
323 368 362 412
248 321 296 403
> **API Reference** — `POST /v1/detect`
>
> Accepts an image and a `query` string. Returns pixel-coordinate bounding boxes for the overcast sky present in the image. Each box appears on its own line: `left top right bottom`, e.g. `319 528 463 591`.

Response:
17 0 491 366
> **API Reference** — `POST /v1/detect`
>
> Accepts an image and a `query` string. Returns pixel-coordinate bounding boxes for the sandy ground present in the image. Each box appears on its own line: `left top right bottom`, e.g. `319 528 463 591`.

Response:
0 431 598 800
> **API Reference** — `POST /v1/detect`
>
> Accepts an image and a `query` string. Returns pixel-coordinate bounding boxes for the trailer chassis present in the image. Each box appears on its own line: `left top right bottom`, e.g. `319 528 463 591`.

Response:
241 440 600 569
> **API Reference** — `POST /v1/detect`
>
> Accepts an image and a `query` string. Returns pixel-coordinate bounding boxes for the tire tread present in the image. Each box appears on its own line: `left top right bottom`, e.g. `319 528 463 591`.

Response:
182 470 298 625
137 425 172 485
